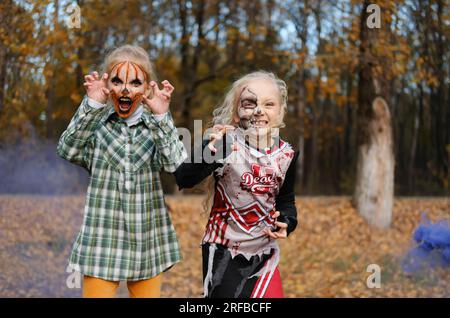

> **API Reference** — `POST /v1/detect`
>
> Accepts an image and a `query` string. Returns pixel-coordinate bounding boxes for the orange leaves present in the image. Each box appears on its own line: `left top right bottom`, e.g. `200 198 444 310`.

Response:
0 194 448 297
278 197 450 297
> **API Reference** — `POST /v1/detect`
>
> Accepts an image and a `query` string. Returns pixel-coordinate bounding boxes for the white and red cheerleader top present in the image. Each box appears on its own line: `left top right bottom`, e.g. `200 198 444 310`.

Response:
175 128 299 256
174 128 299 298
203 128 296 258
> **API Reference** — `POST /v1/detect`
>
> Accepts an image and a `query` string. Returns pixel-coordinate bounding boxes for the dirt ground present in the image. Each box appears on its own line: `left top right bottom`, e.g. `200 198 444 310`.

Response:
0 195 448 297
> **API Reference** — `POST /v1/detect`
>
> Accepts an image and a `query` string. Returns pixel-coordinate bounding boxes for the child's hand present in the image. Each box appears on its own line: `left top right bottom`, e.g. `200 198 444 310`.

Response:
83 71 110 104
142 80 174 115
208 124 238 153
263 211 288 239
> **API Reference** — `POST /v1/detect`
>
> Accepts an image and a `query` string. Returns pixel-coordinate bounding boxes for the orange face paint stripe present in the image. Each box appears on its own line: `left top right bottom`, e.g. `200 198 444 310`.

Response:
125 61 130 83
110 61 126 77
134 63 148 82
116 62 126 80
130 62 139 80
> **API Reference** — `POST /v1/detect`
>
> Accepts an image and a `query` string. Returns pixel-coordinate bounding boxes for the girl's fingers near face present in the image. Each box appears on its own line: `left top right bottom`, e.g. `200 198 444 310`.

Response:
161 91 171 100
92 71 99 80
142 95 151 105
213 124 224 133
224 125 235 131
219 125 230 135
84 75 94 83
163 81 174 93
150 81 160 92
209 133 222 141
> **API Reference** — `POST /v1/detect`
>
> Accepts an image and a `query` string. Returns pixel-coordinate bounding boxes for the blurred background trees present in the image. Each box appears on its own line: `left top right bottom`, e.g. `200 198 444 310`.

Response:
0 0 448 196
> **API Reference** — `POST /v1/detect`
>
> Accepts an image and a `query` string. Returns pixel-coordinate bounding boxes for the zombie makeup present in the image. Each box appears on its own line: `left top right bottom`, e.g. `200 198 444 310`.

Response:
237 86 272 131
235 81 284 150
237 86 258 129
109 61 148 118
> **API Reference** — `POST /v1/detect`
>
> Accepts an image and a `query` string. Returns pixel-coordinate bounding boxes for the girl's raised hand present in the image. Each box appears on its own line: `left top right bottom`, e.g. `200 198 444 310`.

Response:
208 124 238 153
83 71 110 104
142 80 174 115
263 211 288 240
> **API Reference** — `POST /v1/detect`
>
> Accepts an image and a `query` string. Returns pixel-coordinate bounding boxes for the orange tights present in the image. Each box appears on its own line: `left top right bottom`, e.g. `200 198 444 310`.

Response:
82 274 162 298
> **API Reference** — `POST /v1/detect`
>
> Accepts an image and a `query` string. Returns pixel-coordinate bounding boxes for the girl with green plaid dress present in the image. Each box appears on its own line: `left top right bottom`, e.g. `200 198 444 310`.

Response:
57 45 187 297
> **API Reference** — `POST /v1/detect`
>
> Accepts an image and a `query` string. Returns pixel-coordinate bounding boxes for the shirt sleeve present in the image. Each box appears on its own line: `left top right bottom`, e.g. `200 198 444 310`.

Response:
275 151 300 236
87 97 106 109
147 112 187 173
56 96 107 170
173 139 224 189
152 112 167 122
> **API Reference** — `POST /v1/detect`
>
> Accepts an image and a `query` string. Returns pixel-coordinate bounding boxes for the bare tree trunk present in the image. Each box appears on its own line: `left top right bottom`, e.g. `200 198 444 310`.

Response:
293 0 309 194
0 0 13 117
354 98 394 228
434 0 448 184
344 72 354 170
178 0 190 125
45 0 59 139
408 91 421 192
353 1 394 228
306 0 322 194
177 0 206 129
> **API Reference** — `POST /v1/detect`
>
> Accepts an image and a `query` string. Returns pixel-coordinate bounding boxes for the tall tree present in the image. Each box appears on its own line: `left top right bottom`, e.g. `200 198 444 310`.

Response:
287 0 310 193
353 1 395 228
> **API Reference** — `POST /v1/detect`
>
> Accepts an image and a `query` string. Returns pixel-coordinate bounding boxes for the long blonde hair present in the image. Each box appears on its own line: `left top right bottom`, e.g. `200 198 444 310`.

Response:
202 71 289 213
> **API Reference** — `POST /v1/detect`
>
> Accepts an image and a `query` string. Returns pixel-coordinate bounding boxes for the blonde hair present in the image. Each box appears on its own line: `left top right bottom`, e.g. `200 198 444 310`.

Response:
101 45 157 84
211 71 288 128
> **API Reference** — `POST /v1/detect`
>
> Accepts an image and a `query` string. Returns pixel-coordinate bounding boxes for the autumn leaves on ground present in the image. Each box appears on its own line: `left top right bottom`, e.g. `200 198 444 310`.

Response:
0 195 448 297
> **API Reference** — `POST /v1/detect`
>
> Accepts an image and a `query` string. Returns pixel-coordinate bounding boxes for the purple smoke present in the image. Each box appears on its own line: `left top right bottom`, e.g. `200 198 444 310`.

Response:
0 139 88 195
402 212 450 273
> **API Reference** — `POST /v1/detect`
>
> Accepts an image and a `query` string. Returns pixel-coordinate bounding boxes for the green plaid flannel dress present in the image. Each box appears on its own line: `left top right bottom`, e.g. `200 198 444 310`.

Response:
57 96 187 281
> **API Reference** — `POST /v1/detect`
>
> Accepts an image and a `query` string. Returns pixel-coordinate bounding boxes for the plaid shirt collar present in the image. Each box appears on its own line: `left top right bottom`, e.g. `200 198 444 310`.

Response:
100 103 155 129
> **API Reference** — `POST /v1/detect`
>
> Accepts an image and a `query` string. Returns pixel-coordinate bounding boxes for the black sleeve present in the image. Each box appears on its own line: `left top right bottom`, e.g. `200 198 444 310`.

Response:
275 151 299 236
173 136 234 189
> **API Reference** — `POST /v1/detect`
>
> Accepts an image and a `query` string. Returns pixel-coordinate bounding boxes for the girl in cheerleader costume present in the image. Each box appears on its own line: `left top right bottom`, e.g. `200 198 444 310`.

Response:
174 71 299 298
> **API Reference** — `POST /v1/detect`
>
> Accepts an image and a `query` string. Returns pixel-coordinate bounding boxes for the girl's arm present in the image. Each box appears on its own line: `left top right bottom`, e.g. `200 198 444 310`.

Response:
173 139 225 189
147 112 188 173
56 96 108 170
143 80 187 173
275 151 300 236
174 125 235 188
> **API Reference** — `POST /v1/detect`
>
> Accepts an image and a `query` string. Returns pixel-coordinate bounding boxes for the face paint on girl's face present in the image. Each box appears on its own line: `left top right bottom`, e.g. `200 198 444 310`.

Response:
108 61 148 118
237 87 258 129
235 80 283 132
